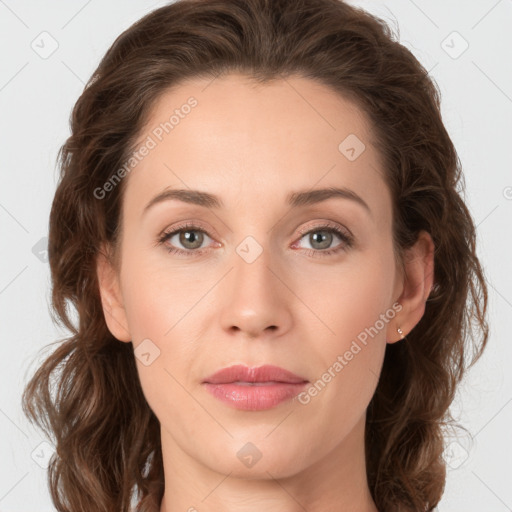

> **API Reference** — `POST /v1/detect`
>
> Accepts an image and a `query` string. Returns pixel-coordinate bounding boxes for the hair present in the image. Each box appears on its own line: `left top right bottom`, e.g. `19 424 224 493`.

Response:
21 0 489 510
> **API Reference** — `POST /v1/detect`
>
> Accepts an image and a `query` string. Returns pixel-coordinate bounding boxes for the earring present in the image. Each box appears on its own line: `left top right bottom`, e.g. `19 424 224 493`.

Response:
397 327 405 339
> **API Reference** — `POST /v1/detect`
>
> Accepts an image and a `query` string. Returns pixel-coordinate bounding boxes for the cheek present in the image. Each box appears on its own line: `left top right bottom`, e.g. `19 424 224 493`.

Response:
301 248 396 347
119 250 207 381
118 254 201 419
119 246 193 342
295 248 395 419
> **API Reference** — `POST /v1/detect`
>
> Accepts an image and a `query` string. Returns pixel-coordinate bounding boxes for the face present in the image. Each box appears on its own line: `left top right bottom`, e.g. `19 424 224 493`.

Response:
98 72 418 480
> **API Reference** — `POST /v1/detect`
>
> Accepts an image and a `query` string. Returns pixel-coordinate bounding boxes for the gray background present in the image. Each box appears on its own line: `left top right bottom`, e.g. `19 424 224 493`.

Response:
1 0 511 510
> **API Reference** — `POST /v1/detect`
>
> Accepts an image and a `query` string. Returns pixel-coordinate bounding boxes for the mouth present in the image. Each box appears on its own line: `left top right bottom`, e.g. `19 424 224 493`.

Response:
202 364 309 411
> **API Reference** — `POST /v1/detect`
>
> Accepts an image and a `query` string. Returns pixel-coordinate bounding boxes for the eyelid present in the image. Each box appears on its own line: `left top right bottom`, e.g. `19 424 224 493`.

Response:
295 219 353 239
157 220 219 243
158 219 350 242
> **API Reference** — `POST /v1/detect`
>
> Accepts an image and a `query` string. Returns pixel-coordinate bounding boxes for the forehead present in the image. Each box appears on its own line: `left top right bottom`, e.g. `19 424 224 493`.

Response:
122 72 389 220
136 72 375 153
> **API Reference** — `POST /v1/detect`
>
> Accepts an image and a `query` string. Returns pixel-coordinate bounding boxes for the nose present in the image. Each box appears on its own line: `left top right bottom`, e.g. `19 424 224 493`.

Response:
219 238 293 340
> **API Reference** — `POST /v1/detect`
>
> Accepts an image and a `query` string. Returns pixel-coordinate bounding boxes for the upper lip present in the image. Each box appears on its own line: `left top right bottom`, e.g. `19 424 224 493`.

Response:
202 364 308 384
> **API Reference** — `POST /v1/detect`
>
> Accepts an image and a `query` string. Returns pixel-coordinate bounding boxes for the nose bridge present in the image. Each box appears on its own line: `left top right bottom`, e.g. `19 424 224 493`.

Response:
228 196 297 290
228 202 281 285
232 232 278 301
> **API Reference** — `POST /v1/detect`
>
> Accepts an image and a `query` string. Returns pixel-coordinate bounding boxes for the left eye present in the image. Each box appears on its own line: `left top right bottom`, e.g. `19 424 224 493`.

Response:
295 227 349 252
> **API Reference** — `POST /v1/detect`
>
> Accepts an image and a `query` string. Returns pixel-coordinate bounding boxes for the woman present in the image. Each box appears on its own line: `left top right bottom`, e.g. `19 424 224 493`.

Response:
22 0 489 510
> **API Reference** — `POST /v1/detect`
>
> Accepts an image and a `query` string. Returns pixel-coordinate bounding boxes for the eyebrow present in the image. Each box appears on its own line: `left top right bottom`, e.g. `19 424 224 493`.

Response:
142 186 371 216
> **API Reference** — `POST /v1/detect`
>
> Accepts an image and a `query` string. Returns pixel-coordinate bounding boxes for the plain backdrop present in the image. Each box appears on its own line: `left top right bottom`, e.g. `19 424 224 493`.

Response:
0 1 511 511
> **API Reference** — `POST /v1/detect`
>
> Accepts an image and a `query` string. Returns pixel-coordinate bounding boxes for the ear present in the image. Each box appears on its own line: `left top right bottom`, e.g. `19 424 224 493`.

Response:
387 230 435 344
96 244 131 342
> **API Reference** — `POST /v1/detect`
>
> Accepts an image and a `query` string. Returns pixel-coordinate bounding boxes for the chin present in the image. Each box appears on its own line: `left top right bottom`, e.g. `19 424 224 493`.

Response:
198 438 308 479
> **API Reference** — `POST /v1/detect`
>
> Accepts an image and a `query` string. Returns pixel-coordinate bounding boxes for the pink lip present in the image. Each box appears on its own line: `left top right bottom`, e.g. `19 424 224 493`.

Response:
203 364 307 384
202 364 309 411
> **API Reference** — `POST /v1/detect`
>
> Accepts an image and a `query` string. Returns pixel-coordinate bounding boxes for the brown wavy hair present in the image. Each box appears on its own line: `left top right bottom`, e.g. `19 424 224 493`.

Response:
21 0 489 510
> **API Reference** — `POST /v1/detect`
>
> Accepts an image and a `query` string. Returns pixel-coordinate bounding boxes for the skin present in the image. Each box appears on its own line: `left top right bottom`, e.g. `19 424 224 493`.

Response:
97 72 434 512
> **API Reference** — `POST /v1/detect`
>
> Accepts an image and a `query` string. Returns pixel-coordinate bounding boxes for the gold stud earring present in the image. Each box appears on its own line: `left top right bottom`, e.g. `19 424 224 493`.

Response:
397 327 405 339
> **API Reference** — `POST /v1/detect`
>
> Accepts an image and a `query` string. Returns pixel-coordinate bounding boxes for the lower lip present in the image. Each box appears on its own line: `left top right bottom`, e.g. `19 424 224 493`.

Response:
203 382 308 411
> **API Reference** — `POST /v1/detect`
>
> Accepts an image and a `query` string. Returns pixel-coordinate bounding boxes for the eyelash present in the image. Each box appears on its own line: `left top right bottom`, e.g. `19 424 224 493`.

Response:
157 221 354 258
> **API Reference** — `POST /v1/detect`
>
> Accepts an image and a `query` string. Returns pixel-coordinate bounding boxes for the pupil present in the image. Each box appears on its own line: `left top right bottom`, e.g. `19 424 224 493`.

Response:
181 230 202 248
311 231 331 249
